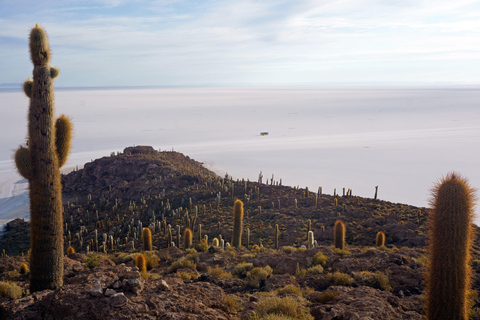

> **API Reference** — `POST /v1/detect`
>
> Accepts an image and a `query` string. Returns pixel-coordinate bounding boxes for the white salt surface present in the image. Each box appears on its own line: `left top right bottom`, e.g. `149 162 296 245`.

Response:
1 85 479 226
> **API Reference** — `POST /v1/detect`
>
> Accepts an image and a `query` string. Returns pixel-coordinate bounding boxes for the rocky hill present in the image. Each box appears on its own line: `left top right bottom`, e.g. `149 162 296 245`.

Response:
0 146 479 319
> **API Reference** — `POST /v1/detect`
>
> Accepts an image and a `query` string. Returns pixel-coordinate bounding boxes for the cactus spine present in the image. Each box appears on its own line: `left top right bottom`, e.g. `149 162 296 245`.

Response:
232 200 244 248
184 228 192 249
375 231 385 247
427 173 475 320
15 25 72 292
142 227 152 251
334 220 345 250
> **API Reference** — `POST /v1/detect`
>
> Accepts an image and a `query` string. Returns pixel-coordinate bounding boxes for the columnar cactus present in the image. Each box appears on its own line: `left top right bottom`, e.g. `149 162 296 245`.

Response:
184 228 192 249
167 225 172 248
142 227 152 251
307 231 314 249
334 220 345 250
274 224 279 249
375 231 385 247
306 219 311 241
135 254 147 273
427 173 475 320
15 25 72 292
232 200 243 248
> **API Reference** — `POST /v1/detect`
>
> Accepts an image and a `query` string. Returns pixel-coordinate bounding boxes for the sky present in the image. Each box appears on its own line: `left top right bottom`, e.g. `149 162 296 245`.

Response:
1 0 480 87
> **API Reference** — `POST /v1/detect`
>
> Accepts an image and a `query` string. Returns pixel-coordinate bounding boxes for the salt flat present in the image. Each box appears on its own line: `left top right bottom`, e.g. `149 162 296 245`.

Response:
1 85 479 226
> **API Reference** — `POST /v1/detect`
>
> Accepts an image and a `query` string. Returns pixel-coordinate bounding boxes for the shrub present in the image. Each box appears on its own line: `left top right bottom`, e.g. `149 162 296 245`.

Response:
311 251 328 267
276 284 303 297
167 257 196 273
282 246 298 254
247 265 273 288
313 291 340 303
352 271 391 291
232 262 254 278
207 266 233 278
195 239 208 252
324 272 354 286
0 281 22 300
255 296 313 320
334 248 350 256
225 294 242 313
144 252 160 270
307 264 324 275
86 255 100 269
295 263 307 277
179 271 198 280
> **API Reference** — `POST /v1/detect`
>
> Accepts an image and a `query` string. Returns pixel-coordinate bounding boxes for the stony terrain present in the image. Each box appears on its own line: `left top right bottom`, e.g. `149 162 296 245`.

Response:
0 146 479 319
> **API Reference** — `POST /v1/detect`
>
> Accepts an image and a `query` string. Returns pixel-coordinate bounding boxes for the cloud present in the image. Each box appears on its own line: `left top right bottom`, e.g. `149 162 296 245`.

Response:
1 0 479 85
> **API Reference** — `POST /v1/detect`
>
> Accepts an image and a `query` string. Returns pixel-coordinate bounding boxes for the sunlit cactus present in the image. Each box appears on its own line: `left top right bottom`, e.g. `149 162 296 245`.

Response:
135 254 147 273
375 231 385 247
15 25 72 292
426 172 476 320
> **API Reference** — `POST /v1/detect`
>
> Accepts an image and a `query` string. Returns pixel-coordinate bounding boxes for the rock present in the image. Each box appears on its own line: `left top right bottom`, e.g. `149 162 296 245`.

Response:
127 278 143 293
104 289 117 297
90 282 103 297
110 292 128 307
157 280 170 291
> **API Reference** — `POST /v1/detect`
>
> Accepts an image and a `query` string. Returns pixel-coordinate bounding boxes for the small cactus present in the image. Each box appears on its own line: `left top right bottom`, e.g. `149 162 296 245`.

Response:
375 231 385 247
334 220 345 250
19 263 29 274
142 227 152 251
66 246 75 255
135 254 147 273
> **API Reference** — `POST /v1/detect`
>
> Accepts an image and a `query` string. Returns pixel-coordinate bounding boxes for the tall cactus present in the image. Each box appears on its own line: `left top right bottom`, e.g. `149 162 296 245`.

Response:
427 172 475 320
15 25 72 292
232 200 244 248
334 220 345 250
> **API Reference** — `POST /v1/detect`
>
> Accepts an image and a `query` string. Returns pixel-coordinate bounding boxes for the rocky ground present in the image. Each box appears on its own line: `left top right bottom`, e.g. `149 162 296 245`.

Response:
0 146 479 319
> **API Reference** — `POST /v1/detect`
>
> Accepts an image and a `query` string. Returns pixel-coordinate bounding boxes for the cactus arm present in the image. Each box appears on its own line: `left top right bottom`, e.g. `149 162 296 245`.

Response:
50 67 59 79
55 115 72 168
14 146 33 180
23 78 33 98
